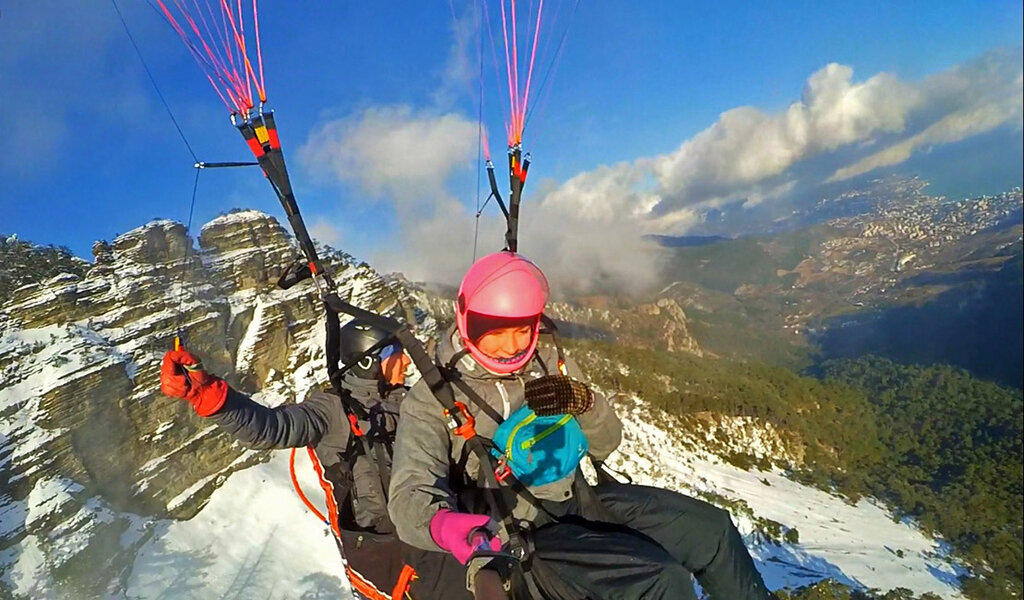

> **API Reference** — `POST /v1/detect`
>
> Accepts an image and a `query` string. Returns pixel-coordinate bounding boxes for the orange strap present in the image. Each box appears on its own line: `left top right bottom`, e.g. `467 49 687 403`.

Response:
291 449 418 600
348 413 365 437
289 448 329 524
346 565 392 600
392 564 417 599
288 446 342 538
305 446 342 538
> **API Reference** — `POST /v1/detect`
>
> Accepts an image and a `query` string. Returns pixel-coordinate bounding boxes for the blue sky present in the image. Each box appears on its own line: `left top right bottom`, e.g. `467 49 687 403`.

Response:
1 1 1021 288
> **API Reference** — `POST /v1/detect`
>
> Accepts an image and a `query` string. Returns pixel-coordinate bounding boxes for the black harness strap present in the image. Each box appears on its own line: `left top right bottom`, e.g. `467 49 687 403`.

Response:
441 348 564 527
373 442 391 502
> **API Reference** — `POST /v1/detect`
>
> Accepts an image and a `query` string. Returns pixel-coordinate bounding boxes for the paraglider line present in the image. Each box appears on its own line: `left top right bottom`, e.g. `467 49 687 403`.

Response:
252 0 266 102
111 0 199 162
186 166 201 233
473 0 486 262
520 0 544 127
523 0 580 134
499 0 516 142
480 0 510 134
194 161 259 168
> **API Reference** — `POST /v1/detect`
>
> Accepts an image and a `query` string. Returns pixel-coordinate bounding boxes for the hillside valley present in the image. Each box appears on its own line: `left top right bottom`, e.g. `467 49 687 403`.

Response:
1 183 1021 599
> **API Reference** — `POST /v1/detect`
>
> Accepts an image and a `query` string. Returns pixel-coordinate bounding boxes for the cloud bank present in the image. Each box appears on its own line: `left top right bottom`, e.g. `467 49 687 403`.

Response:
300 48 1022 293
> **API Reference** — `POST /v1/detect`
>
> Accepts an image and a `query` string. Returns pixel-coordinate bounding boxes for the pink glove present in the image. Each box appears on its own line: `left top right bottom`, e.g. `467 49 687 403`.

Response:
429 509 502 565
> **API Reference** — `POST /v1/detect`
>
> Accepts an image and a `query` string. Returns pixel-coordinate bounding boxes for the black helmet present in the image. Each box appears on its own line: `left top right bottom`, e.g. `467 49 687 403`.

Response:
339 319 394 378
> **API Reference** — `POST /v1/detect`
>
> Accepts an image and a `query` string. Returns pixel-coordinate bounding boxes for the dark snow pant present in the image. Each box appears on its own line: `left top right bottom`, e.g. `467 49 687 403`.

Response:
526 483 772 600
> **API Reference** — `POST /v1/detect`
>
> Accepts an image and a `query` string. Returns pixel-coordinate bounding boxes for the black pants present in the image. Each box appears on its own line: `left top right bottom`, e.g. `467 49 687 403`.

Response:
526 483 773 600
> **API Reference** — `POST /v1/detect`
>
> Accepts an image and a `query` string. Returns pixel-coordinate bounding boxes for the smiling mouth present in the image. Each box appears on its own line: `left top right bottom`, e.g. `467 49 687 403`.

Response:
490 348 530 364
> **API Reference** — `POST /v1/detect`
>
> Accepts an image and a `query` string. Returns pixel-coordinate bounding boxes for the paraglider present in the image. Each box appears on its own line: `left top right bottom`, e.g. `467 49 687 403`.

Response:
141 1 775 598
145 2 478 598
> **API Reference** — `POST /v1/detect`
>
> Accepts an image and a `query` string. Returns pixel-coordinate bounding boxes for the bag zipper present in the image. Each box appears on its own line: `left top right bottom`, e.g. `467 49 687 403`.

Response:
505 412 536 458
519 414 573 450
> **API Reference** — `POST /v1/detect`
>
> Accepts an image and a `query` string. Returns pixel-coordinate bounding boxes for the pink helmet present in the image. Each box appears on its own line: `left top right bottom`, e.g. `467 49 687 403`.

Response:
456 251 550 374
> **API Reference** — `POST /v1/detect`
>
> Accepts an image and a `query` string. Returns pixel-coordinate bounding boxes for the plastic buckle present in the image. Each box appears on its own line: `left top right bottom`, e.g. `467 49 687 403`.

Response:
494 458 512 483
444 402 476 440
347 413 365 437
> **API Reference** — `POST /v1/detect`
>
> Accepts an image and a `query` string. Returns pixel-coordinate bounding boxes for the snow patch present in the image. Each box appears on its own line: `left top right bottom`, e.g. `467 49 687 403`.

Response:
126 452 349 599
606 405 966 598
234 295 267 373
25 478 83 530
200 209 274 232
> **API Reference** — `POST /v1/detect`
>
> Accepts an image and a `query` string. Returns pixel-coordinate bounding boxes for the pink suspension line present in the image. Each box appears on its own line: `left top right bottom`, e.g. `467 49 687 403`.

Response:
510 0 521 143
252 0 266 102
481 0 510 143
193 0 250 110
499 0 517 145
219 0 254 111
520 0 544 136
158 1 239 111
497 0 545 146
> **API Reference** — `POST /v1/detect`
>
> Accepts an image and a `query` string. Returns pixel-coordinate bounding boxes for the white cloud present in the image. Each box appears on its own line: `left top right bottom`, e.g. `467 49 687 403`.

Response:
521 164 667 293
297 106 478 209
830 50 1024 181
299 106 487 283
651 64 921 209
648 48 1021 219
301 48 1022 294
308 220 344 248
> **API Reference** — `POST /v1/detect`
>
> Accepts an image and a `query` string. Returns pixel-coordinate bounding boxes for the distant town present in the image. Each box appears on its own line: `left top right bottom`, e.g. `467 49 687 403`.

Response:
778 178 1022 331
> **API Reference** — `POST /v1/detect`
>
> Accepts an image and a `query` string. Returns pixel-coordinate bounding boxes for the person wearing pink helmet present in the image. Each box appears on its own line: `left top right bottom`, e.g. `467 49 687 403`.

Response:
388 251 774 599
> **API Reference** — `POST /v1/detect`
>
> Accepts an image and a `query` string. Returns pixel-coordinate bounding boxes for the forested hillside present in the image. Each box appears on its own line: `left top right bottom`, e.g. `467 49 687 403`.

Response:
822 358 1023 600
572 342 1023 599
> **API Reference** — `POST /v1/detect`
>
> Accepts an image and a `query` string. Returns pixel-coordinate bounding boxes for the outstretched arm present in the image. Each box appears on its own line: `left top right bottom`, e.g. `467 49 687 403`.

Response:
161 349 339 450
208 388 341 450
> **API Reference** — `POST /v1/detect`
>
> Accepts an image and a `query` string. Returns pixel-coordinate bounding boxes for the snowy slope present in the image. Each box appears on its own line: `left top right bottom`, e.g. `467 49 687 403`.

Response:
603 404 966 598
108 397 965 599
126 451 349 599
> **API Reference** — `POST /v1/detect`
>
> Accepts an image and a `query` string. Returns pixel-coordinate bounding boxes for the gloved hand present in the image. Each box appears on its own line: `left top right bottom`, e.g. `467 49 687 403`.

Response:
160 349 228 417
524 374 595 416
429 509 502 565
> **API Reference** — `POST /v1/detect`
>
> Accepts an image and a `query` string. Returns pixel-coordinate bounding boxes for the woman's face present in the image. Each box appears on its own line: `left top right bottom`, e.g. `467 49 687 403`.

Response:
474 324 535 359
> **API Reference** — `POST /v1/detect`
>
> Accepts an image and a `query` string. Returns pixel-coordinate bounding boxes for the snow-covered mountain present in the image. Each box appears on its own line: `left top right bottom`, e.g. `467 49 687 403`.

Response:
1 211 965 599
1 211 408 597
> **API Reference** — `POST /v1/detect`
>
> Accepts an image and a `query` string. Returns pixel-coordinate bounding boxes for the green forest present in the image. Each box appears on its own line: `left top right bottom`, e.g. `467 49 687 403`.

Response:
572 341 1023 600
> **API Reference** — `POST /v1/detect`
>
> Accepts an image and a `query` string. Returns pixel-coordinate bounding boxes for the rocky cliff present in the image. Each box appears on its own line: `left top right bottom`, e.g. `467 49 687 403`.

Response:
0 210 408 595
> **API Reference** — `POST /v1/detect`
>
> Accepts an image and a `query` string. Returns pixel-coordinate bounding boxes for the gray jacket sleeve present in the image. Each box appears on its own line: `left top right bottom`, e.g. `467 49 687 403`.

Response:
387 382 456 552
563 355 622 461
207 388 342 450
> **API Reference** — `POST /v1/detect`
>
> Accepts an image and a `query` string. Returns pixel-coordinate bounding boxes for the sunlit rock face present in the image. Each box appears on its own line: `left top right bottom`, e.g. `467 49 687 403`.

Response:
0 210 405 596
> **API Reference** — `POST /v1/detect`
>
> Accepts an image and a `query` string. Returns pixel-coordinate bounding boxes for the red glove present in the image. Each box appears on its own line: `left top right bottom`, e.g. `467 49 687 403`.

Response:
160 349 228 417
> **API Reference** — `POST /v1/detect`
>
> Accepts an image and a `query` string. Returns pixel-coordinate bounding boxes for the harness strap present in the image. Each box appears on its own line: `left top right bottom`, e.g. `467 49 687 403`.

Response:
445 367 505 427
441 351 563 528
373 442 391 502
539 314 568 375
392 565 418 600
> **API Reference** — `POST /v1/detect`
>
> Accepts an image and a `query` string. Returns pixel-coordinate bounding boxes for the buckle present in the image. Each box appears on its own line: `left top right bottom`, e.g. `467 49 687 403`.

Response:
443 402 476 440
494 458 512 483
